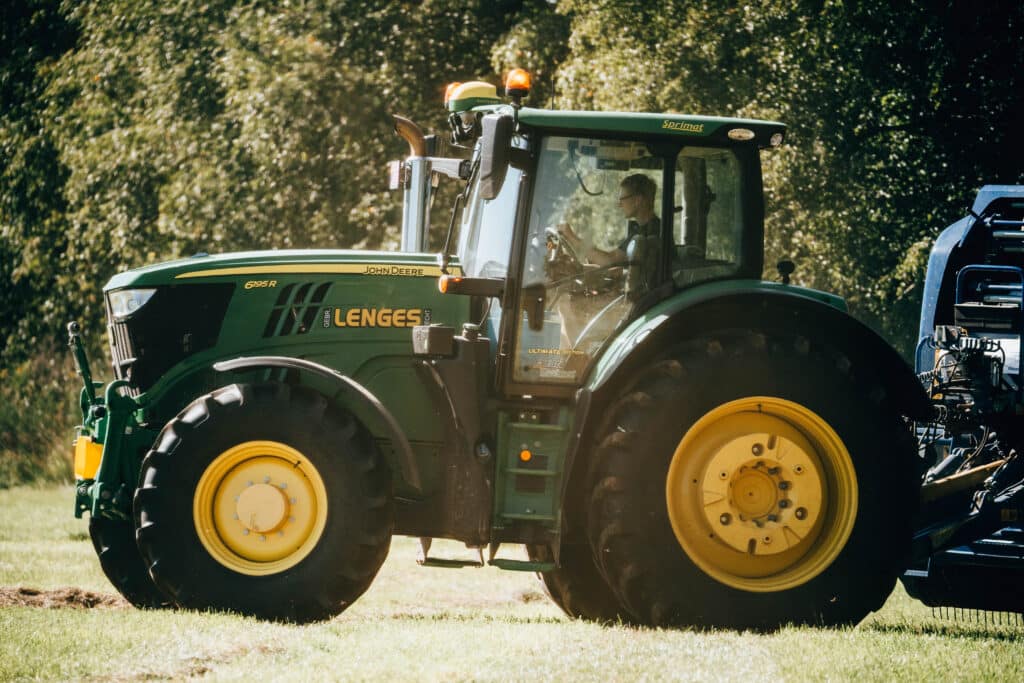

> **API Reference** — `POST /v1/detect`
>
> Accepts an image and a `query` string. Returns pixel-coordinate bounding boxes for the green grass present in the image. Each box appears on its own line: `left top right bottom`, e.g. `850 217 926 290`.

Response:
3 486 1024 682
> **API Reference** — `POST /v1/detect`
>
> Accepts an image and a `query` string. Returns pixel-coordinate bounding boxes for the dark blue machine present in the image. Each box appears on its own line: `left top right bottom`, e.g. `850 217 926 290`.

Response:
903 185 1024 612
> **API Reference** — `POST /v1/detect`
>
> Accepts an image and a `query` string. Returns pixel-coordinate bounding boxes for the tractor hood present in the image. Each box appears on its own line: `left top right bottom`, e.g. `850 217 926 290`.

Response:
104 249 451 291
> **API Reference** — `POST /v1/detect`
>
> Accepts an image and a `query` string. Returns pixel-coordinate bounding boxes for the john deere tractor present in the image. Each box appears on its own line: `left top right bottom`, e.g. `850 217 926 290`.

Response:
69 70 934 629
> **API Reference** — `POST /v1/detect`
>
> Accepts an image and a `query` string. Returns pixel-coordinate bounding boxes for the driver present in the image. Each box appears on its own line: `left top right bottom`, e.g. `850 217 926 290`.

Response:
551 173 661 350
559 173 660 267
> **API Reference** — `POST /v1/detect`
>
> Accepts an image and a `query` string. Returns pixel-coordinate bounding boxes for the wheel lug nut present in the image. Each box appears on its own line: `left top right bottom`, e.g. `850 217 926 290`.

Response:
795 507 808 520
778 481 791 491
720 513 732 526
242 529 250 536
752 443 764 456
264 476 271 483
767 514 778 522
767 466 780 475
778 499 790 509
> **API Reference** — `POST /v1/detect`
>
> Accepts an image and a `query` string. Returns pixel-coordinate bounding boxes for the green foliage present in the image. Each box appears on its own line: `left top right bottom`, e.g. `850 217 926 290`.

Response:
556 0 1024 354
2 1 1023 483
0 356 76 487
2 1 531 483
2 0 523 369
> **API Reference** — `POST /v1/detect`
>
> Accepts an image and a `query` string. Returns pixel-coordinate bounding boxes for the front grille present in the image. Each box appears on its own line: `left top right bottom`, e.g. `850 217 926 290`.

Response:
108 318 140 397
105 283 234 394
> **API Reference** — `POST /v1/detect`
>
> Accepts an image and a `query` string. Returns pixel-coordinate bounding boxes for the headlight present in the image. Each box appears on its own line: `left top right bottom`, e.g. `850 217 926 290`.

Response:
108 288 157 318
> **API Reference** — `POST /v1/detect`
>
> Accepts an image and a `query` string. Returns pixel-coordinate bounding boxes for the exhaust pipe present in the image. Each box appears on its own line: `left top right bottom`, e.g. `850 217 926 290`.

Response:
392 115 429 252
394 115 426 157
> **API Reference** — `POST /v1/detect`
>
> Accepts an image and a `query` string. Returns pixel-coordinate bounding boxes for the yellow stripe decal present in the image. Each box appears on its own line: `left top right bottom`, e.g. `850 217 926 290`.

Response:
175 263 459 279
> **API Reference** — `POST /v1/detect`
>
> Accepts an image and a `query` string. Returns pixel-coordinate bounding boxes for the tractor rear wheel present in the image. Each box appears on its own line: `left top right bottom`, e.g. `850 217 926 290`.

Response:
134 382 393 622
526 543 633 623
88 517 171 608
587 331 917 630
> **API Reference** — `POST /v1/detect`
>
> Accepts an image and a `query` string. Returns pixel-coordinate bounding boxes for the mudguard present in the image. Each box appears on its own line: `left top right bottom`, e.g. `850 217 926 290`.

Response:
586 279 932 419
214 355 420 491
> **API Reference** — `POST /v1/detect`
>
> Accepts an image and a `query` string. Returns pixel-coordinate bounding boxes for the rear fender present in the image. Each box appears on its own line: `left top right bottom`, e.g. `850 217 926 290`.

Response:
556 283 930 540
214 355 420 492
586 282 930 420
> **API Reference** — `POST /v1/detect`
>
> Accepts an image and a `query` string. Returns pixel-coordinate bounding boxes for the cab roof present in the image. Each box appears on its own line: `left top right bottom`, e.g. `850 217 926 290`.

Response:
481 105 786 149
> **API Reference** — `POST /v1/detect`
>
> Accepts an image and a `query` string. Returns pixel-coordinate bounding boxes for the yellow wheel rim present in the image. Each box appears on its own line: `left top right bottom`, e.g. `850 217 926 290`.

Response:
665 397 858 592
193 440 328 576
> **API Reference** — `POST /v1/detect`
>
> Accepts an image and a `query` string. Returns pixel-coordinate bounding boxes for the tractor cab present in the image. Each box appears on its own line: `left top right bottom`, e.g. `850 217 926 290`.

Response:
435 72 783 398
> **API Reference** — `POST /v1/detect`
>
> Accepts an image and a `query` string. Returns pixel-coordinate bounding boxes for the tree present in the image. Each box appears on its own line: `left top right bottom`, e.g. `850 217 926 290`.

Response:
554 0 1024 354
2 0 534 367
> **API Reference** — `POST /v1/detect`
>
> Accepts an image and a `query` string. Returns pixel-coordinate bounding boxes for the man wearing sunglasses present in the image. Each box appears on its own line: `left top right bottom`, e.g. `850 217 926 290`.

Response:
559 173 660 267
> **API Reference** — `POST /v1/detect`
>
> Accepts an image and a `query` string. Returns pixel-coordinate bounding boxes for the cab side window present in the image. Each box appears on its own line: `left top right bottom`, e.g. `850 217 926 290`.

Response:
673 149 744 286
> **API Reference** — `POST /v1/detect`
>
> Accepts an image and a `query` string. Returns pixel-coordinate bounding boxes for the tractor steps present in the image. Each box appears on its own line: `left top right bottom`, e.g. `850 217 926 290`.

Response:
415 537 555 572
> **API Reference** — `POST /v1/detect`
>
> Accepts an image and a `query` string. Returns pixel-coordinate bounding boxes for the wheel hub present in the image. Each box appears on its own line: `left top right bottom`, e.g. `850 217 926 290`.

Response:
665 397 858 592
700 432 823 556
236 483 290 534
193 443 327 574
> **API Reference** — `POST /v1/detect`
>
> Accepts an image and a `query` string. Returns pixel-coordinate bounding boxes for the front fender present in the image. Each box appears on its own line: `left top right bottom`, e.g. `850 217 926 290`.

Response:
214 355 420 491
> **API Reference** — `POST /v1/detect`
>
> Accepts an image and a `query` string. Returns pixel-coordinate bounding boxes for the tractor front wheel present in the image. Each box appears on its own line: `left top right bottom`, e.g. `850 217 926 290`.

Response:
587 332 917 629
134 382 393 622
88 517 171 608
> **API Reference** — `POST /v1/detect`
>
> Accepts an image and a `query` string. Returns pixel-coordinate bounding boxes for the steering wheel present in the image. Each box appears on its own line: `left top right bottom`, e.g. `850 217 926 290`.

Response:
545 227 584 267
543 227 587 294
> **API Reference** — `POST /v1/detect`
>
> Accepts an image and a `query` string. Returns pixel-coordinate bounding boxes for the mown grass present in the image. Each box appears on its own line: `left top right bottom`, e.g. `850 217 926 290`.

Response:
3 486 1024 682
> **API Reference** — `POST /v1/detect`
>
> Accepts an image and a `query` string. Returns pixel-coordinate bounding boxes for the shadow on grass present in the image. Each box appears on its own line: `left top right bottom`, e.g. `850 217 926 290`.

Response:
866 617 1024 642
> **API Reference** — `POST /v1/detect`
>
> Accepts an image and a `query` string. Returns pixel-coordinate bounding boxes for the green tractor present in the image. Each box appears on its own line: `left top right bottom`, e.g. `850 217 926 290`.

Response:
68 71 931 629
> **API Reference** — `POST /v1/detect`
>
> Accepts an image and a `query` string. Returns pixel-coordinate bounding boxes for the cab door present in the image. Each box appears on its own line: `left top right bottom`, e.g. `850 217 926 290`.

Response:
502 135 669 397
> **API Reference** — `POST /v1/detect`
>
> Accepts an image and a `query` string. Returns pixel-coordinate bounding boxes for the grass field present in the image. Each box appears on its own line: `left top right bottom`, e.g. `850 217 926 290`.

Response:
2 486 1024 682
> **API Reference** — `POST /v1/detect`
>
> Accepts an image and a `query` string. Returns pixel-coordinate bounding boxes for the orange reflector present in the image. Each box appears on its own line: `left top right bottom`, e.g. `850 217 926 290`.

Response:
444 81 463 105
73 436 103 480
519 449 532 463
438 275 461 293
505 68 531 96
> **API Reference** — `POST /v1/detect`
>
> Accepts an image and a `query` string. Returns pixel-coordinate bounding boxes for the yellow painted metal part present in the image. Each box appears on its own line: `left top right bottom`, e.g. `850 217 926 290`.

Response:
73 437 104 480
665 397 858 592
193 441 328 576
175 262 459 279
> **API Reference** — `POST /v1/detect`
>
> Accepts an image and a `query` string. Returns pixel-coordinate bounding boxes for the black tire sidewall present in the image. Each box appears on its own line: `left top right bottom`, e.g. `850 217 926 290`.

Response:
89 516 171 608
589 334 914 628
137 384 391 621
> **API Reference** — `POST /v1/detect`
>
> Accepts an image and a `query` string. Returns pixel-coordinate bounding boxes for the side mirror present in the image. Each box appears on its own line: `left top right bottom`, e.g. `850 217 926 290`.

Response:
479 114 513 200
522 283 546 332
